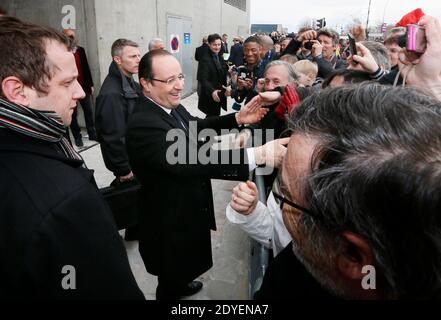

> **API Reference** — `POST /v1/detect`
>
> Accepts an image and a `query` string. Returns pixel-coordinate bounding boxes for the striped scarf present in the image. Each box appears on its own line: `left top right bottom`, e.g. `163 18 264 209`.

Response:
0 98 81 161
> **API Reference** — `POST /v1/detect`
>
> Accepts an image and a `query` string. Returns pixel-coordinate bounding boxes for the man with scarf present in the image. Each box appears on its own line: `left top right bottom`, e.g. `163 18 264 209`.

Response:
0 16 143 299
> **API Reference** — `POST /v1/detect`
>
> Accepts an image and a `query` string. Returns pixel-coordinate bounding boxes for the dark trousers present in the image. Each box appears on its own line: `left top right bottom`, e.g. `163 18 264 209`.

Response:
70 93 96 139
138 241 188 300
203 105 221 118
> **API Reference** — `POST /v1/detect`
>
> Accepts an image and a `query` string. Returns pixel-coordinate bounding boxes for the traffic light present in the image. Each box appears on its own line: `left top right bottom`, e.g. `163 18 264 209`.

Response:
316 18 326 29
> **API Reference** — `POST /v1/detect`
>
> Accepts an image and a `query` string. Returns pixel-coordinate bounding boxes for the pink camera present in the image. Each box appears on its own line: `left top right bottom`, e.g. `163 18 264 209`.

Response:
406 24 426 53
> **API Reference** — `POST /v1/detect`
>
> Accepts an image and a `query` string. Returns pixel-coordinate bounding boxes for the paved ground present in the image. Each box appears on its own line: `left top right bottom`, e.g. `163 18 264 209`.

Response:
76 94 251 300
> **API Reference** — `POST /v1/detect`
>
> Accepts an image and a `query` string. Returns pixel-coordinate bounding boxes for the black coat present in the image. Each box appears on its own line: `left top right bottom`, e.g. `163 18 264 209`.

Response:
195 43 209 62
197 53 228 116
314 55 347 79
95 61 140 177
0 130 143 299
228 43 244 67
255 242 337 300
126 95 249 284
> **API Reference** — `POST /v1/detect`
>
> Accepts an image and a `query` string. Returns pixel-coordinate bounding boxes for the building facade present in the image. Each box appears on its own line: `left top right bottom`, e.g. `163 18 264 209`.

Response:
4 0 251 96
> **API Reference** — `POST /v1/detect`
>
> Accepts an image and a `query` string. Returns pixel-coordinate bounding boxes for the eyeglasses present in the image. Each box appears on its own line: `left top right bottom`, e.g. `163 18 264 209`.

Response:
150 73 185 86
272 174 313 215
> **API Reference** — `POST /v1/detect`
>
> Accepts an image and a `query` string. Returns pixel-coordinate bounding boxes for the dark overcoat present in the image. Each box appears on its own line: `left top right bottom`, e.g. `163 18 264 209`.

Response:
127 95 249 284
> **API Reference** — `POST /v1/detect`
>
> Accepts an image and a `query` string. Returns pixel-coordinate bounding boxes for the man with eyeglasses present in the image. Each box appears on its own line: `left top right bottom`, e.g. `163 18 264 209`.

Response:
95 38 141 241
227 150 336 300
126 49 289 300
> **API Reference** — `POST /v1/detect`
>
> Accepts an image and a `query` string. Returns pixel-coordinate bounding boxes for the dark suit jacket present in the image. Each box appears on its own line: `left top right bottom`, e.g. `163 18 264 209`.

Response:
197 53 228 115
0 130 143 299
220 41 229 57
126 95 249 284
228 43 244 67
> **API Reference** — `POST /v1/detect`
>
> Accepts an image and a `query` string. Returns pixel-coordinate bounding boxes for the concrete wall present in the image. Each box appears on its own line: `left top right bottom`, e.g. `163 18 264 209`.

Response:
94 0 156 84
221 0 250 39
3 0 101 96
94 0 250 89
2 0 250 93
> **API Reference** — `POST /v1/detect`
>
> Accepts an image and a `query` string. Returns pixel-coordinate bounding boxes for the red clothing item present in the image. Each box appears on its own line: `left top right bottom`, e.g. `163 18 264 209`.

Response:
274 84 301 121
74 49 85 89
395 8 425 27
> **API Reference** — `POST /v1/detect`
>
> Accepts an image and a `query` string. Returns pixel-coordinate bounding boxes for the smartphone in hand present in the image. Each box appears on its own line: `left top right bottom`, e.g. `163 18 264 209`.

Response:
348 34 357 56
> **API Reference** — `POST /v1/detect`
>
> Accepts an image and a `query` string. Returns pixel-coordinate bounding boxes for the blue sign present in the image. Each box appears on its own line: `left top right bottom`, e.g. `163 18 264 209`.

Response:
184 33 191 45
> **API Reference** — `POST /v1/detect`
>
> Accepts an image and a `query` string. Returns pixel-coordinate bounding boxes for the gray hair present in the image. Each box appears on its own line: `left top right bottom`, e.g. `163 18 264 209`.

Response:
362 40 391 71
111 38 139 57
148 38 164 51
265 60 299 83
289 83 441 298
317 28 340 46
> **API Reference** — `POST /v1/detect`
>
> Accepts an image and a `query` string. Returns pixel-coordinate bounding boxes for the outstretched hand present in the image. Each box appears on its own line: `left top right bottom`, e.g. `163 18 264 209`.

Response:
236 98 269 125
254 137 290 168
246 91 282 111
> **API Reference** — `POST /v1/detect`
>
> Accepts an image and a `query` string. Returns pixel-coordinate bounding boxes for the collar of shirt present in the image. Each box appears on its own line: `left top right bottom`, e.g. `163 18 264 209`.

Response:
144 94 172 115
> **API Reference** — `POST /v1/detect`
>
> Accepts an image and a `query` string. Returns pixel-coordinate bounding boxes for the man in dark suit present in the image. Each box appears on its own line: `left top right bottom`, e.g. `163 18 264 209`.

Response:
220 34 229 59
0 16 143 299
63 29 97 148
197 33 229 117
228 36 244 67
195 37 209 99
126 49 288 300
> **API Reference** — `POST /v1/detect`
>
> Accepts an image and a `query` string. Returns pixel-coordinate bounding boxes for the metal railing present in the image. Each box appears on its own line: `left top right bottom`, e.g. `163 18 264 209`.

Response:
248 167 270 298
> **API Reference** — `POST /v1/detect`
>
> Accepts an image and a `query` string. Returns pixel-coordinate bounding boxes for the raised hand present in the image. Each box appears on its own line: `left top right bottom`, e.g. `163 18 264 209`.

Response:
349 42 379 73
236 99 269 125
253 137 290 168
401 15 441 100
230 181 259 215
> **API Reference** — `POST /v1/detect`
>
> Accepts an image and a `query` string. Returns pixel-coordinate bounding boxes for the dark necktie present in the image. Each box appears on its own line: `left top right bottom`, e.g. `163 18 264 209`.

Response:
170 108 188 132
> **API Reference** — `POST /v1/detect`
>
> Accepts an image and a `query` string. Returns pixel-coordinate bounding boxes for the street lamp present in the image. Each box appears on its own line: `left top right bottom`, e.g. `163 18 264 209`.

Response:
365 0 372 39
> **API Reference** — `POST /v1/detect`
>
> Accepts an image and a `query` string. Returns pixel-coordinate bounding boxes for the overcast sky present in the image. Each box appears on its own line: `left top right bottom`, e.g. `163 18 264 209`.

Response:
250 0 441 33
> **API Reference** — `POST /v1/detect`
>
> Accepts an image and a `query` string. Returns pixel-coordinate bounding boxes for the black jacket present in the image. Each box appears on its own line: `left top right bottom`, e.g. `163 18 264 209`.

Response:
255 242 337 300
197 53 228 115
0 129 143 299
313 54 346 79
95 61 140 177
126 95 249 284
232 59 268 105
282 40 346 78
228 43 244 67
195 43 209 62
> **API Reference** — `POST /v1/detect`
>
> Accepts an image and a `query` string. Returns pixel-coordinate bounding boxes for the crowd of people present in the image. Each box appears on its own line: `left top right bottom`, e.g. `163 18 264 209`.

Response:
2 6 441 301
